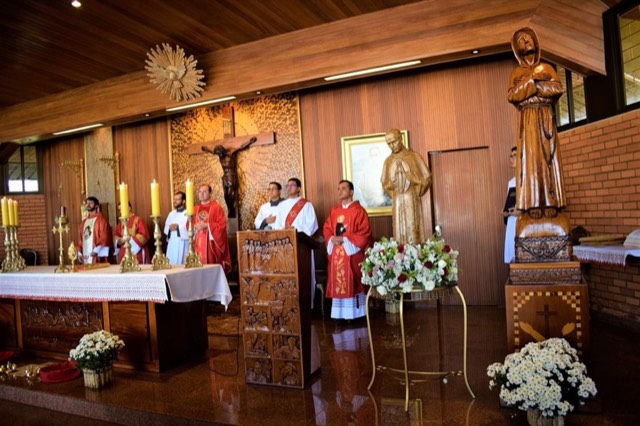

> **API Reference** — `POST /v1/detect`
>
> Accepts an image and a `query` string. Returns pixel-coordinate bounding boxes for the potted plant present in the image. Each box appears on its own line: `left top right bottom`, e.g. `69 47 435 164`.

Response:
69 330 125 389
487 338 597 426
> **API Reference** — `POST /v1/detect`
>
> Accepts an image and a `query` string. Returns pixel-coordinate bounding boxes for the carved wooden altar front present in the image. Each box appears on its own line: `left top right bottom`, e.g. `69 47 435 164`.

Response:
237 229 318 388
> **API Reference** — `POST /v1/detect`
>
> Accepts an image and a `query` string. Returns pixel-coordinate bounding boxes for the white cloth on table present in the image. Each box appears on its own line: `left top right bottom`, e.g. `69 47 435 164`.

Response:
573 245 640 266
0 264 232 309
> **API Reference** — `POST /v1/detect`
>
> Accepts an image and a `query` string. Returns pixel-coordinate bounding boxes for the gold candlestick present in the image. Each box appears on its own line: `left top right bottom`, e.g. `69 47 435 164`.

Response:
1 225 14 272
184 214 202 268
13 226 26 270
53 215 70 273
150 215 170 270
119 216 141 273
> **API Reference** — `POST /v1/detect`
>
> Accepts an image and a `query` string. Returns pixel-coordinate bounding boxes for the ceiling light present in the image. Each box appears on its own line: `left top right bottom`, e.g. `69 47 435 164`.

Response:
324 60 421 81
71 1 82 8
255 91 262 95
165 96 237 112
471 50 480 55
53 123 103 135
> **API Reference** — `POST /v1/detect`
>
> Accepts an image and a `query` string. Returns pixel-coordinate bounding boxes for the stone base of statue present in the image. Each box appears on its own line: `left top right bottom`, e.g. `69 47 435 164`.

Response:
515 212 571 263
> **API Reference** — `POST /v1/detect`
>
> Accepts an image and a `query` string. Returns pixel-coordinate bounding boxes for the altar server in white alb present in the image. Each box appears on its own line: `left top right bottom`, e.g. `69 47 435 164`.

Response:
254 181 284 230
164 191 189 264
273 178 318 237
502 146 520 263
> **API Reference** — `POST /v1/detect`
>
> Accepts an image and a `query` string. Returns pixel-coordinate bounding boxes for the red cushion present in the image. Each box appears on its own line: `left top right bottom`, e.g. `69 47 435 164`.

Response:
39 361 81 383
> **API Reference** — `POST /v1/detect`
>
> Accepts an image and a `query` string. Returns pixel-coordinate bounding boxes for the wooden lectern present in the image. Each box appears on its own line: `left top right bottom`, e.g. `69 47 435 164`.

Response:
237 229 320 388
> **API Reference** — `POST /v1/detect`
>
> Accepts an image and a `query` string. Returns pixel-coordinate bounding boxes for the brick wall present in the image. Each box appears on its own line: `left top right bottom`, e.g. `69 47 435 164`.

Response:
0 194 48 265
561 109 640 331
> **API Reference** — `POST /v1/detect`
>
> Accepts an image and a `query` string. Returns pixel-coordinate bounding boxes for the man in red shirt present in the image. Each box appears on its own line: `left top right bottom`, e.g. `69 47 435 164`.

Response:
193 184 231 273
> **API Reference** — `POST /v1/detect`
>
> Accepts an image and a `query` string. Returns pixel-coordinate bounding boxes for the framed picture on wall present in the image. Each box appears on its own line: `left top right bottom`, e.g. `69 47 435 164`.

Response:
340 130 409 217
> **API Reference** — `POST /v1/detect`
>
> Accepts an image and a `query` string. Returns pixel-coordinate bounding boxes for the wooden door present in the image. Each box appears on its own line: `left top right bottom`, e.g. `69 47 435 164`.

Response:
429 147 503 305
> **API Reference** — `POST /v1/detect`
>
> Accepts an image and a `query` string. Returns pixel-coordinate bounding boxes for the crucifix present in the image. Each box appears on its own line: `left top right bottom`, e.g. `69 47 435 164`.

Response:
187 106 275 219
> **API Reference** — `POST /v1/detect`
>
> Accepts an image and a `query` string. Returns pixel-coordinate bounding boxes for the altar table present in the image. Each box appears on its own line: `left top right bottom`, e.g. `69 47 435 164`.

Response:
0 265 231 372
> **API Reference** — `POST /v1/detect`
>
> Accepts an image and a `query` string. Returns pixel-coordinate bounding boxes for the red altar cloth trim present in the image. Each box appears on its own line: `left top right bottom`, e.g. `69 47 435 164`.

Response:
0 264 232 307
573 245 640 266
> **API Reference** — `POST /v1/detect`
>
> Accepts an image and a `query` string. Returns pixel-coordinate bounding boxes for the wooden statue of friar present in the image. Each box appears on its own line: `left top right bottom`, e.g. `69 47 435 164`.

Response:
507 27 571 263
380 128 432 244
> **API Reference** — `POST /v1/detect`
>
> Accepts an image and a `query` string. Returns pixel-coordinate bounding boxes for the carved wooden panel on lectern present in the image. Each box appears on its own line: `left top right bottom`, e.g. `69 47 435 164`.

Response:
237 229 306 388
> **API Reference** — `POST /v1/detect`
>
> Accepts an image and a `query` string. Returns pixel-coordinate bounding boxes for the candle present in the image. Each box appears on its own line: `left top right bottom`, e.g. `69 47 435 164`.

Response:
185 179 194 215
1 197 7 226
61 206 66 217
119 182 129 218
7 199 15 226
150 179 160 216
12 200 18 226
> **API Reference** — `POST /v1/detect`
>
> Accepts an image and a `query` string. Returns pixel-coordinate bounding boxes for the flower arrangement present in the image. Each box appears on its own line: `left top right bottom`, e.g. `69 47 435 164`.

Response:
487 338 597 419
360 234 458 295
69 330 125 371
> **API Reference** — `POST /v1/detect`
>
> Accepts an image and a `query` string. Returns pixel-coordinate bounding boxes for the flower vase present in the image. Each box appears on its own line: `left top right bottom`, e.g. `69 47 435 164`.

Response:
526 409 565 426
385 296 400 314
82 365 113 389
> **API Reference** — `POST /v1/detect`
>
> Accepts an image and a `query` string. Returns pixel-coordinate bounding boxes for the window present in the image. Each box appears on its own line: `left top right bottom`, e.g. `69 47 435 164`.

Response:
6 145 39 193
555 66 587 127
618 5 640 106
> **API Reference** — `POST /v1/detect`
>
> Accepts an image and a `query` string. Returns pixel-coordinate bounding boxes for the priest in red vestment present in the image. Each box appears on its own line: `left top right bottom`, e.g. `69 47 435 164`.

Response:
323 180 371 320
193 184 232 273
114 203 150 264
77 196 112 264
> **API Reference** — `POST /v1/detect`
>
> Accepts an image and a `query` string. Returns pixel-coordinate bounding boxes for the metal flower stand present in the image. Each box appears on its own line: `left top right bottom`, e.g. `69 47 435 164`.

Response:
365 285 475 411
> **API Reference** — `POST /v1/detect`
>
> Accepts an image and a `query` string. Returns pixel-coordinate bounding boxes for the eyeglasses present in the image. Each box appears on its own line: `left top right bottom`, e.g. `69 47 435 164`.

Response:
287 184 297 189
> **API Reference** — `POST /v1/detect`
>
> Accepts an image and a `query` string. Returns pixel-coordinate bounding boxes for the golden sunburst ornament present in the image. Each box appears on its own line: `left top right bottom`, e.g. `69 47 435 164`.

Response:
145 43 205 102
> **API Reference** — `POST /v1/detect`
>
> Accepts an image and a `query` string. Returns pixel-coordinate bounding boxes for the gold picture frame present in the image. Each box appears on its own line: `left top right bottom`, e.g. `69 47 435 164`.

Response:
340 130 409 216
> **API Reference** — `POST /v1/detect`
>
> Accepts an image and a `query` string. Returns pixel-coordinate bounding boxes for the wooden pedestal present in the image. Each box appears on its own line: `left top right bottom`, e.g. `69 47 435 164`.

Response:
505 283 590 355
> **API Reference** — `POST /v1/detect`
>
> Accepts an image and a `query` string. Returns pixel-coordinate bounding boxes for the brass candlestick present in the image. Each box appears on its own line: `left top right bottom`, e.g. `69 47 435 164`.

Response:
119 216 141 273
184 214 202 268
1 226 14 272
12 227 26 270
150 215 171 270
53 215 70 273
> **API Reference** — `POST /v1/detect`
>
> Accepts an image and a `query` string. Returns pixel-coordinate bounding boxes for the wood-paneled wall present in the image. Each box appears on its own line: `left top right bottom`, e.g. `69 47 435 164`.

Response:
300 57 519 305
113 118 172 251
41 136 86 264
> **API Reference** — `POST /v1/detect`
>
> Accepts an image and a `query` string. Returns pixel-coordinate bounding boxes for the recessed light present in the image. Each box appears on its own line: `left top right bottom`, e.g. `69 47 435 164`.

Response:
53 123 103 135
144 113 150 117
256 91 262 95
165 96 237 112
471 50 480 55
71 1 82 8
324 60 421 81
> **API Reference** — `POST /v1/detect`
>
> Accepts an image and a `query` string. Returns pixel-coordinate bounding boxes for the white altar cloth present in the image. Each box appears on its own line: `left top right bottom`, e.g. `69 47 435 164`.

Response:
0 264 232 308
573 245 640 267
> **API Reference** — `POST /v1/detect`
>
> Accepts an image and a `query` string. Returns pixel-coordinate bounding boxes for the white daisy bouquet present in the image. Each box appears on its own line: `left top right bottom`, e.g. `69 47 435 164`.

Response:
360 234 458 296
487 338 597 418
69 330 125 371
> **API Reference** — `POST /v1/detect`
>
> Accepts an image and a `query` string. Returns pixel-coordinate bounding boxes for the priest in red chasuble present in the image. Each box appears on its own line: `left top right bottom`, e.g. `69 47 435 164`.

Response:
193 184 232 273
323 180 371 320
114 203 150 264
77 196 112 264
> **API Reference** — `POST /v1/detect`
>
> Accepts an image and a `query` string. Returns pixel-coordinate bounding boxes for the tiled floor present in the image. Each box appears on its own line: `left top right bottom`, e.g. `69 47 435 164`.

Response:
0 300 639 425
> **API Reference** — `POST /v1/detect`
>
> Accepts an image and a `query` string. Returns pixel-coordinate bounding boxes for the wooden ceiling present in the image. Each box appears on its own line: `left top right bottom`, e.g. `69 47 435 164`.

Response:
0 0 619 143
0 0 423 109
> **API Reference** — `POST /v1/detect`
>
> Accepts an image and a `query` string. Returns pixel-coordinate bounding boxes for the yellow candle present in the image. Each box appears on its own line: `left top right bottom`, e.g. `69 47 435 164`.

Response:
7 199 15 226
150 179 160 216
185 179 194 215
119 182 129 217
1 197 8 227
12 200 19 226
